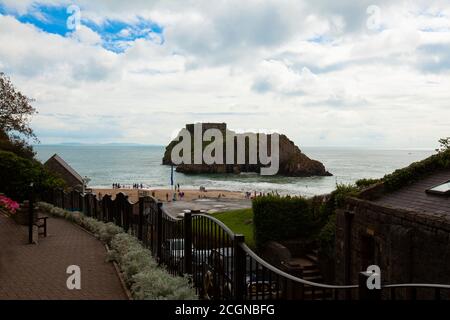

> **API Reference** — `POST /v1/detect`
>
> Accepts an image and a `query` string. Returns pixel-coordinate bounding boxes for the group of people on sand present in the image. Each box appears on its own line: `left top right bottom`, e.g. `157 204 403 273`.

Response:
112 183 145 189
244 190 279 199
165 191 185 202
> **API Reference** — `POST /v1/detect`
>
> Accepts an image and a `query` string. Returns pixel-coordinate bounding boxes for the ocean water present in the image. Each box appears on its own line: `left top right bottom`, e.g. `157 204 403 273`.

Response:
34 145 434 197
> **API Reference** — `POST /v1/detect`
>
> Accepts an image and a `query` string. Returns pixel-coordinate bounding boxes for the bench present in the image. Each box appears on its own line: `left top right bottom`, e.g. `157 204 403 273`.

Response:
34 216 48 237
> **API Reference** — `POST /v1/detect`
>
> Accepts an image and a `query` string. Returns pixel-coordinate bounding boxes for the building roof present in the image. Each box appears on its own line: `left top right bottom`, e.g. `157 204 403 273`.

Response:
44 154 84 184
373 168 450 215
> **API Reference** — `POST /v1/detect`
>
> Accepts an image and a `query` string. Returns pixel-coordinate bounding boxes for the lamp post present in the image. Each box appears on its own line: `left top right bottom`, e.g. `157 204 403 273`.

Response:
28 182 34 244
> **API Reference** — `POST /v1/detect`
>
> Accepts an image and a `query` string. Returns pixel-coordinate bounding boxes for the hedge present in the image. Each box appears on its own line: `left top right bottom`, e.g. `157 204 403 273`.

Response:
252 195 318 249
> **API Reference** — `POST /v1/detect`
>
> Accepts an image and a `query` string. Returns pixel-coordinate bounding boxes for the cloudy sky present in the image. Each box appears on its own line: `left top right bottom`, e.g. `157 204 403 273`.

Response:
0 0 449 148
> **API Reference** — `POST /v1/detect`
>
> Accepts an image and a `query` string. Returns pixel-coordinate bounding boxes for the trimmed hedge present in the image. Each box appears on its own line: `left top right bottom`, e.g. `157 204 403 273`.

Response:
252 184 360 252
253 195 318 249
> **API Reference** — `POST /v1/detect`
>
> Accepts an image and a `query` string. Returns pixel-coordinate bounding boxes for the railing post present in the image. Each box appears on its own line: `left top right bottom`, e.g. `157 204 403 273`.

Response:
358 271 381 300
101 198 105 221
86 195 91 217
79 192 83 213
93 195 98 219
124 203 130 232
233 234 246 300
28 183 34 244
184 212 192 275
61 189 65 209
344 210 354 300
156 202 163 264
138 198 144 240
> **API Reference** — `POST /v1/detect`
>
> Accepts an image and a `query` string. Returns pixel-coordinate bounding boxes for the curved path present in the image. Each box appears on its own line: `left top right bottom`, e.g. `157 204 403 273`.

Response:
0 213 127 300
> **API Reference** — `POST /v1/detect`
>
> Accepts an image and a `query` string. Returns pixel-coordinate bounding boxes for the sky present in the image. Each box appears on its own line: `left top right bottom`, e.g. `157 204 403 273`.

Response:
0 0 449 148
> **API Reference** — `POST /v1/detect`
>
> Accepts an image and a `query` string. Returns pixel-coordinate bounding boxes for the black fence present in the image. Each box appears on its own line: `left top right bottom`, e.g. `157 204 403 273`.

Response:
40 188 450 300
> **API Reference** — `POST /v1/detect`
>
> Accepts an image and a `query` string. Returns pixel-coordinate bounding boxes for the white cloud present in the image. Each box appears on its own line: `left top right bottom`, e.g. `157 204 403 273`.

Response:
68 25 102 45
0 1 450 148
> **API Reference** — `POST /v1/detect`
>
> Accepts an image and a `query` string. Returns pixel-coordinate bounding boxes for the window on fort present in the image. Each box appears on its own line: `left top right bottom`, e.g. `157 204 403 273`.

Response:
426 180 450 195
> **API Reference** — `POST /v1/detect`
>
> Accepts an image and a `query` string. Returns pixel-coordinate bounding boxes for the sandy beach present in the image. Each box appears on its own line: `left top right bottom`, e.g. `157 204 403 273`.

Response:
92 187 247 203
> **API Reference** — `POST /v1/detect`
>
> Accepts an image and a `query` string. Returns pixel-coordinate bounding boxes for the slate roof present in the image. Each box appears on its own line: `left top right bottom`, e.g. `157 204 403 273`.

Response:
44 154 83 184
373 168 450 215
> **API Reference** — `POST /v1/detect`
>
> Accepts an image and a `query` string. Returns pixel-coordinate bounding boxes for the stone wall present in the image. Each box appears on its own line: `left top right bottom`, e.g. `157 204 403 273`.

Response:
336 197 450 299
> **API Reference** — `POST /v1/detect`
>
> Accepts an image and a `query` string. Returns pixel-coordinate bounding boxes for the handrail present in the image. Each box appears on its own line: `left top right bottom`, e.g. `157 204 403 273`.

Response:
192 213 357 289
383 283 450 289
240 242 358 290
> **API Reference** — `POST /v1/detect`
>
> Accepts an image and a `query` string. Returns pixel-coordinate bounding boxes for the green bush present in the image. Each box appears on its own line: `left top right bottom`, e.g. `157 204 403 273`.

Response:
355 178 382 188
252 185 361 252
252 195 318 248
0 151 65 201
383 149 450 191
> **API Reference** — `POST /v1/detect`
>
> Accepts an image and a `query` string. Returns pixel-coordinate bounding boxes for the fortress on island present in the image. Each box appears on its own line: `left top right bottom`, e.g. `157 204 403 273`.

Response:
162 123 332 177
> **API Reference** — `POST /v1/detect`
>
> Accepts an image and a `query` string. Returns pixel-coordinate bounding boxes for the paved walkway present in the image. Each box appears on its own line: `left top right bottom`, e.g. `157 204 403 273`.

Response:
0 213 127 300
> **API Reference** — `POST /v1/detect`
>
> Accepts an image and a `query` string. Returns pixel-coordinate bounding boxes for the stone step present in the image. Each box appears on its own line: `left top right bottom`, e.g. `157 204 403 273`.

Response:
303 275 323 282
302 268 321 275
302 289 332 300
306 253 319 264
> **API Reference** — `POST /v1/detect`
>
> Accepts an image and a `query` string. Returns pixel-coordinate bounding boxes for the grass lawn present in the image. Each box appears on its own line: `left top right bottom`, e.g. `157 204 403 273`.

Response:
212 208 255 249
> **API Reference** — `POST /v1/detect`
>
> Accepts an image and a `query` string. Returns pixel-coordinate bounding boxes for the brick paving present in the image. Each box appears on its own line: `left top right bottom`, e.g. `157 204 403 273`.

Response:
0 213 127 300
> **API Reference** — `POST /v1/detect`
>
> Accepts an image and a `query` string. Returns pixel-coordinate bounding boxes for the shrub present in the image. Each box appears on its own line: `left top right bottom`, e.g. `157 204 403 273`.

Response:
132 269 196 300
252 184 362 253
383 149 450 191
331 184 359 209
252 195 317 249
0 194 19 214
108 233 157 283
355 178 382 188
0 151 65 201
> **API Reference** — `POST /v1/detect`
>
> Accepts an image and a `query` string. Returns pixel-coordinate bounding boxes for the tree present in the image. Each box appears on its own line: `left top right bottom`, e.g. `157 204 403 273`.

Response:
436 137 450 153
0 72 37 158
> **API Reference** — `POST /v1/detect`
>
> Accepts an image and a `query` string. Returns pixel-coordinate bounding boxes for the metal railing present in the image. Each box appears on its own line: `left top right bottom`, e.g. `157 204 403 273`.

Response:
39 188 450 300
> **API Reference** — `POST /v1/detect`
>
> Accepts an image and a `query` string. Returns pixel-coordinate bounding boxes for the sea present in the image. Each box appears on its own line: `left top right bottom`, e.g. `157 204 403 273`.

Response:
34 145 434 197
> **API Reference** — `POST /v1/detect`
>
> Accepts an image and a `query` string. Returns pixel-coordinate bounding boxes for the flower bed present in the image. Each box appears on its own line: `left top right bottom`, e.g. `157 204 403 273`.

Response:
38 202 197 300
0 194 19 216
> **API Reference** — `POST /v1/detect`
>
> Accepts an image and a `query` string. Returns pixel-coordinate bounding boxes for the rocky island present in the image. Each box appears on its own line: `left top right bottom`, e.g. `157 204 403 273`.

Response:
163 123 332 177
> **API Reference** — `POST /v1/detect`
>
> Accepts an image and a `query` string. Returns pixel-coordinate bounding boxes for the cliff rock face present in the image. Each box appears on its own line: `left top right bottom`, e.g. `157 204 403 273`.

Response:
162 123 332 177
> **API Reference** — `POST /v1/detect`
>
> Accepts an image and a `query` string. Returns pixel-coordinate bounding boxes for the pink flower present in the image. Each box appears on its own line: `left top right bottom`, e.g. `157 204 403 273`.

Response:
0 195 19 214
